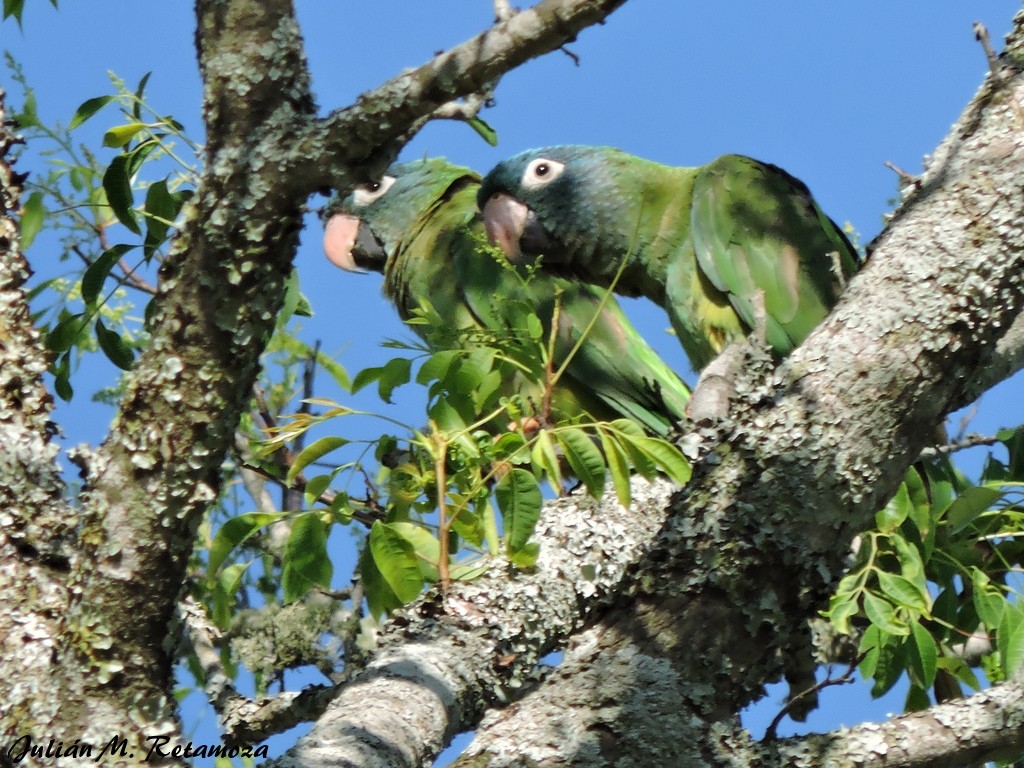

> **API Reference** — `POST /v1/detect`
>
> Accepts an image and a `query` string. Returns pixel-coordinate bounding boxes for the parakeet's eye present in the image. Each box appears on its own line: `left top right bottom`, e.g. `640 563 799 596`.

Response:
353 175 396 206
521 158 565 190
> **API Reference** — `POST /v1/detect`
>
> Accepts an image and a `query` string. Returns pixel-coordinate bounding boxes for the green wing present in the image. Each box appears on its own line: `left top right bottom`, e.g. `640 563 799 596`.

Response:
549 287 690 434
690 154 859 356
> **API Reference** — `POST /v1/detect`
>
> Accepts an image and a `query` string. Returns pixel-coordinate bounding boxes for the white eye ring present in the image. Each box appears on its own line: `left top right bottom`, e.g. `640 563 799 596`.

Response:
352 175 396 207
520 158 564 190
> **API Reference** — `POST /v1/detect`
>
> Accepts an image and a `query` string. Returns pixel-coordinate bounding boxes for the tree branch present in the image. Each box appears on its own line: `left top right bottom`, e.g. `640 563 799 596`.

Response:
288 0 629 192
269 478 679 767
764 672 1024 768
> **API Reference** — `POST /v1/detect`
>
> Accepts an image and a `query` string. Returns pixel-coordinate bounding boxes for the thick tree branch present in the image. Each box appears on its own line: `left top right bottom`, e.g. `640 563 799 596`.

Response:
269 479 678 768
759 672 1024 768
288 0 628 192
0 87 85 760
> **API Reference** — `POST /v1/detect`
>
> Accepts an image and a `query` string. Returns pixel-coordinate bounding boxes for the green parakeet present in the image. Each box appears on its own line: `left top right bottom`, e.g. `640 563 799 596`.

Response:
478 146 859 370
323 157 690 436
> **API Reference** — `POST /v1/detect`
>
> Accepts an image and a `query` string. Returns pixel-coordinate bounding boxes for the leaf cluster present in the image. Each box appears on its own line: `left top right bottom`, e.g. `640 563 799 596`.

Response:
825 435 1024 710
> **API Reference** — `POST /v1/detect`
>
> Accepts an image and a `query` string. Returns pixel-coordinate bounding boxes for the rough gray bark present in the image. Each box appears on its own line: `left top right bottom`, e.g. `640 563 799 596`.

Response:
450 12 1024 768
0 1 629 765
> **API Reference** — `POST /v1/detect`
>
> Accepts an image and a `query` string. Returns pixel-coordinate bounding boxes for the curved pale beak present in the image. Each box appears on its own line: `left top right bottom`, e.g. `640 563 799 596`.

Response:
482 192 528 263
323 213 365 273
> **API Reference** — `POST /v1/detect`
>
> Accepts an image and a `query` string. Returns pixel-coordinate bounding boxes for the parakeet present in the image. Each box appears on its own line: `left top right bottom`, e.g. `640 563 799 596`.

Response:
323 157 690 437
478 146 859 370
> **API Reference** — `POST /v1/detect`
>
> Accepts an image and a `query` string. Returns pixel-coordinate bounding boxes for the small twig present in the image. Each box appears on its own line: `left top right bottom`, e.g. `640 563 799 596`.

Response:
956 404 979 440
765 656 863 740
237 459 383 528
337 578 370 678
70 244 157 294
974 21 1024 126
431 89 494 122
559 45 581 66
433 429 451 591
177 595 241 714
884 161 921 190
920 431 1002 459
975 21 1003 76
493 0 514 22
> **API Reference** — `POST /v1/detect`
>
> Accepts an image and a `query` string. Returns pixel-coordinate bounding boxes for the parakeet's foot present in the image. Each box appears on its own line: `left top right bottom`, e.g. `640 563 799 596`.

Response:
686 343 748 424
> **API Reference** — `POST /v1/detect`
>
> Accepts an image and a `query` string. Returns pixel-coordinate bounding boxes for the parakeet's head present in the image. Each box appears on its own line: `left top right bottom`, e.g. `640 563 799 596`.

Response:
478 145 634 266
323 157 479 274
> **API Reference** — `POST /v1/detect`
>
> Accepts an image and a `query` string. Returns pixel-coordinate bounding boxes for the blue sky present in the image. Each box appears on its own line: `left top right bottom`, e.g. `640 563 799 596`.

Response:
5 3 1023 765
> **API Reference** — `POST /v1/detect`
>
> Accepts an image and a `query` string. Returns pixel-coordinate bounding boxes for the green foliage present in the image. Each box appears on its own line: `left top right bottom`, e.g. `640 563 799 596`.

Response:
825 437 1024 711
2 0 57 27
7 61 200 398
236 289 691 617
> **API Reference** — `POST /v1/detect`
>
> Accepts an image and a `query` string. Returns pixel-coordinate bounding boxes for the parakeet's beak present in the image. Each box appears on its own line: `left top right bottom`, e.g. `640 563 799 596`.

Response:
482 192 559 264
482 192 527 262
323 213 387 273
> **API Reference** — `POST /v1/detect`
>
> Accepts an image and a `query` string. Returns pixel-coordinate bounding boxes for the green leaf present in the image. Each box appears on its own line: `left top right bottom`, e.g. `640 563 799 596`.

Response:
600 430 632 507
369 520 424 604
907 621 938 689
143 178 179 257
359 545 402 618
526 313 543 340
417 349 462 386
824 592 859 636
558 428 606 497
877 570 929 614
83 244 136 308
936 656 980 692
303 474 334 505
286 436 348 486
95 318 135 370
429 397 467 434
626 435 691 485
903 684 931 712
53 351 73 401
862 591 908 636
124 137 161 177
869 635 907 698
282 513 332 602
496 468 542 554
352 357 411 402
207 511 284 584
508 541 541 568
46 312 88 353
857 625 882 680
19 191 44 248
103 122 148 149
971 568 1006 628
102 155 140 233
69 95 115 130
450 561 491 581
944 485 1003 533
2 0 24 25
530 429 562 490
386 521 442 581
133 72 152 121
1000 604 1024 678
319 355 351 392
210 561 252 628
611 420 656 476
890 533 927 597
876 482 911 532
466 115 498 146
